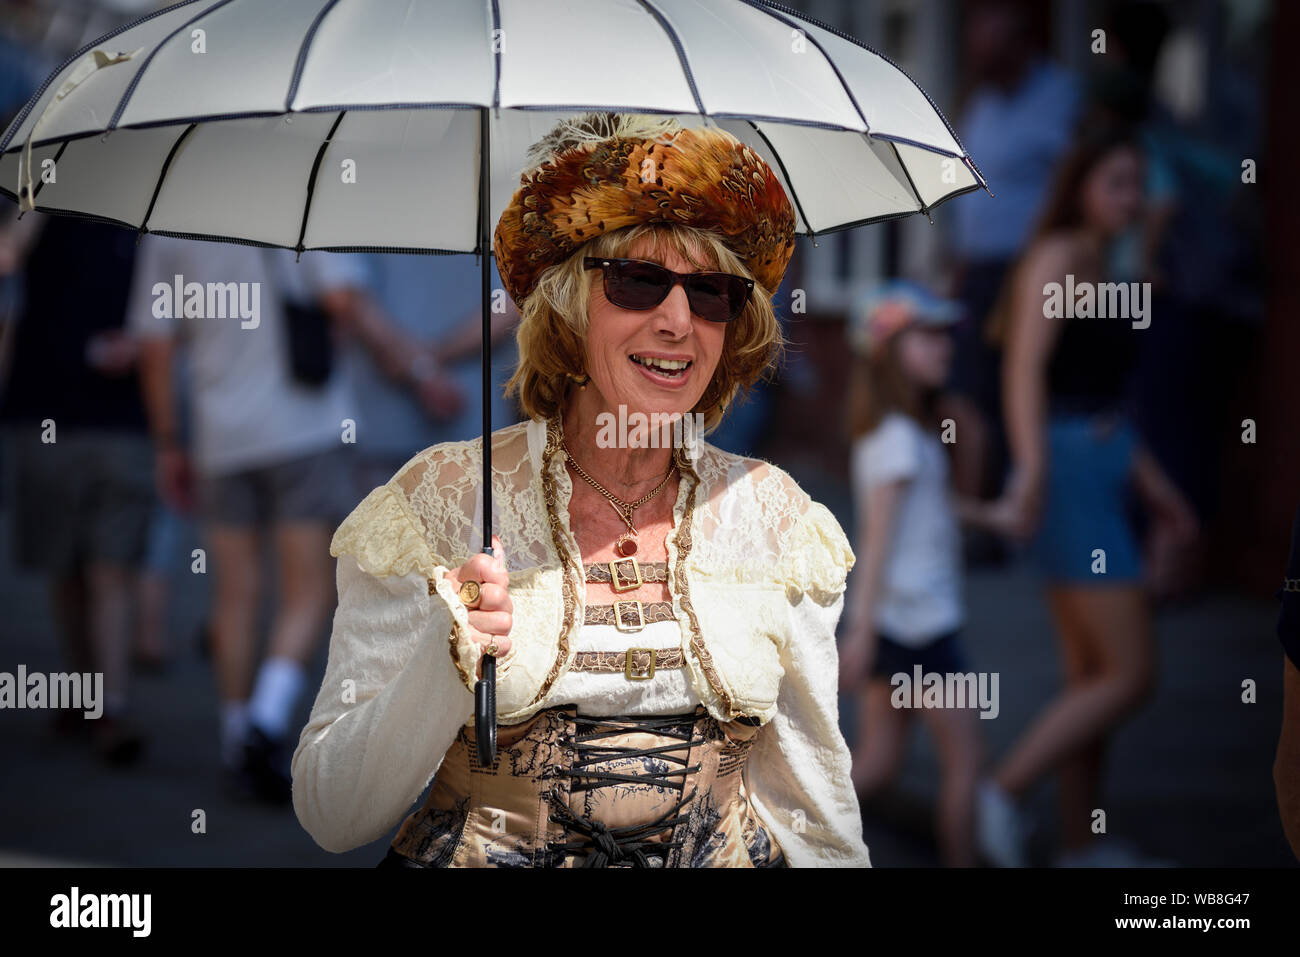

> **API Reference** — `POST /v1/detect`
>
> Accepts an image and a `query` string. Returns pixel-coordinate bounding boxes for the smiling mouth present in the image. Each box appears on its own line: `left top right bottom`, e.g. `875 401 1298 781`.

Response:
630 354 693 378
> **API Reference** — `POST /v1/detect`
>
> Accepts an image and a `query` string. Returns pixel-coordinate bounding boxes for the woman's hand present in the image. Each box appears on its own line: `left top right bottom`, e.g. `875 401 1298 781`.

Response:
444 534 513 678
1132 446 1200 597
1132 447 1198 545
986 466 1043 543
408 345 467 422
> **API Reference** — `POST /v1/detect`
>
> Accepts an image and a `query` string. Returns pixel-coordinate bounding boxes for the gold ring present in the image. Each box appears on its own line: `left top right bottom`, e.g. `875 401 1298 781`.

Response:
485 639 500 657
458 579 482 610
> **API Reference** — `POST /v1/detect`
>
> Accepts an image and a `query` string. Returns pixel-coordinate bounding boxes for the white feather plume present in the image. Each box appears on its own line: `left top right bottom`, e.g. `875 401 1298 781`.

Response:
522 112 685 173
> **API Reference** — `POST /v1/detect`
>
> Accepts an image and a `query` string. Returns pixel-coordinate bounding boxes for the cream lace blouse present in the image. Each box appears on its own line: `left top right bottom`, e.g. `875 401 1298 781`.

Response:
291 414 871 867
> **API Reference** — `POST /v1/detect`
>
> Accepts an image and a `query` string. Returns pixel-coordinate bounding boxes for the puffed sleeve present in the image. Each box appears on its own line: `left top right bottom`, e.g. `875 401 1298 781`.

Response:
745 497 872 867
290 482 516 853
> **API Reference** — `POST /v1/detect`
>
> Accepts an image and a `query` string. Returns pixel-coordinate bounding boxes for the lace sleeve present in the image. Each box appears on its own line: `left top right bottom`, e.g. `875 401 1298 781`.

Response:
291 553 472 853
745 476 870 866
291 473 515 853
777 496 857 605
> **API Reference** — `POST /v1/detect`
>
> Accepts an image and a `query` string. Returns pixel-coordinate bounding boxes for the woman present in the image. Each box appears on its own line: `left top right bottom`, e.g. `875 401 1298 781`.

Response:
976 125 1198 866
291 113 872 868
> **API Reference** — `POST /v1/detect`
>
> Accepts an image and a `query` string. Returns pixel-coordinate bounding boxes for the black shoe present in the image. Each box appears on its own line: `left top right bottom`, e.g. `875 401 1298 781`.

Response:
241 725 293 806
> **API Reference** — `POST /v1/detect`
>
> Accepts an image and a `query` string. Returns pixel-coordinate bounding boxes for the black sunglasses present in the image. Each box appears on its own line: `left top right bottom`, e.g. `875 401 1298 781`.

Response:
584 257 754 323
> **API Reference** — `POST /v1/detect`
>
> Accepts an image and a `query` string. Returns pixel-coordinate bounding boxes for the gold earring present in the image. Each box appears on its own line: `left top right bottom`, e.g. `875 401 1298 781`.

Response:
566 371 589 389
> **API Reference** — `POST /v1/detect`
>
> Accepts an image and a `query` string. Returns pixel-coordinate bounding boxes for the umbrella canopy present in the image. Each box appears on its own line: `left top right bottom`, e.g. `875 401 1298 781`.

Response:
2 0 985 246
0 0 986 766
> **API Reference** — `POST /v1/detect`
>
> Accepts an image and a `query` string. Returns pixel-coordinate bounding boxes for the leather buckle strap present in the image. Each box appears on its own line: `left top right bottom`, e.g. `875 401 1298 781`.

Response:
583 600 676 630
624 647 655 680
609 557 642 593
570 647 685 676
585 561 668 585
614 599 643 633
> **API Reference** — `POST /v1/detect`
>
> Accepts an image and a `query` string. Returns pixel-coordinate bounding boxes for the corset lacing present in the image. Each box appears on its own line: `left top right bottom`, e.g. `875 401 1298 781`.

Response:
545 711 705 867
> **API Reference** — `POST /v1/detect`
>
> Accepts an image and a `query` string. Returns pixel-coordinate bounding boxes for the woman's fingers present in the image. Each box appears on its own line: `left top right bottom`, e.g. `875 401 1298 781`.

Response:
458 550 508 589
474 581 511 614
470 629 512 656
447 535 510 602
447 536 513 675
466 609 512 637
470 621 512 681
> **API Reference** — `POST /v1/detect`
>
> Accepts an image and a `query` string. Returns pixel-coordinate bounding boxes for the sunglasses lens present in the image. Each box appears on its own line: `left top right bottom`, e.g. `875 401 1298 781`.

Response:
686 274 749 323
605 261 671 310
601 260 750 322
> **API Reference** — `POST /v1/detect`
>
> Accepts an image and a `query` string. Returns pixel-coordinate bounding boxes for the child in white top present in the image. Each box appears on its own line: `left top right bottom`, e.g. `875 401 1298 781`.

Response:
839 281 1004 867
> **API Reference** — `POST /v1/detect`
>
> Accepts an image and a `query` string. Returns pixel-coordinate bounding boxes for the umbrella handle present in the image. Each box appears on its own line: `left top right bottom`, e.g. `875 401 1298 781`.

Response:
473 105 496 769
474 655 497 766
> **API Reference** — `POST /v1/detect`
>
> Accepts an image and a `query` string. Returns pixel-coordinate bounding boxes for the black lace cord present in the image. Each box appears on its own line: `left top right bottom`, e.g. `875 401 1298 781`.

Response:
546 712 705 867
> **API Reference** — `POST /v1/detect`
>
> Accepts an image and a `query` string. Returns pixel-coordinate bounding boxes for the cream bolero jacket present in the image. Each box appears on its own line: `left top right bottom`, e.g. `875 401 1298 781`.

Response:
291 414 872 867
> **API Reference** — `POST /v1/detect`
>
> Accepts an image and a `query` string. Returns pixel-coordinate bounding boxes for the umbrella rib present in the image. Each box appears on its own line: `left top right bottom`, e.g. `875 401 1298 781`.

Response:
138 122 198 236
633 0 707 116
738 0 870 134
744 120 815 239
750 0 990 194
488 0 502 111
285 0 345 113
109 0 237 132
294 110 347 257
887 139 931 223
0 0 196 155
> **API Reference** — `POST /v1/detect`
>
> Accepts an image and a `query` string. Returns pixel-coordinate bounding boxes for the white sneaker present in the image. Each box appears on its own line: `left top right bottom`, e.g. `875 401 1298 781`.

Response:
976 778 1029 867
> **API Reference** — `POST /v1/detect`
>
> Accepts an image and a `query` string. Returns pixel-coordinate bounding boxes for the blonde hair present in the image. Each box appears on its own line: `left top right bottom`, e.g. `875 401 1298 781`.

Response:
504 222 786 434
846 338 919 440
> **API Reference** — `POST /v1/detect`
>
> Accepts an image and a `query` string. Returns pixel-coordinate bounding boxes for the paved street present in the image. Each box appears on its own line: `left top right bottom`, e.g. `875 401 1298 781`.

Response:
0 503 1294 867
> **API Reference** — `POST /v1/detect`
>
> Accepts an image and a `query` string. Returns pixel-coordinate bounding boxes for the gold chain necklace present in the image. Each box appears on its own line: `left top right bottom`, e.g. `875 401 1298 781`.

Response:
561 438 677 557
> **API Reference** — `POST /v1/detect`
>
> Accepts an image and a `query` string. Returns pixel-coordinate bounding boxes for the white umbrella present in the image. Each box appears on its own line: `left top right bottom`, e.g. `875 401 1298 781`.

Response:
1 0 987 764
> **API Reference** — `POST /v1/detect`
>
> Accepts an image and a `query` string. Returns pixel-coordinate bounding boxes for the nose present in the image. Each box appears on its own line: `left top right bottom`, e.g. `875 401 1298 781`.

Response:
652 282 694 338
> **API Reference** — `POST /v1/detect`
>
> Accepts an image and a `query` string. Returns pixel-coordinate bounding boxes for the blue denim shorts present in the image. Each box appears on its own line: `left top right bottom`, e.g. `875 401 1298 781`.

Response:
1030 413 1141 583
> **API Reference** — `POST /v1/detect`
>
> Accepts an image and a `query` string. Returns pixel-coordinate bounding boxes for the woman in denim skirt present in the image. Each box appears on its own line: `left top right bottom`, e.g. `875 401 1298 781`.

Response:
975 125 1198 867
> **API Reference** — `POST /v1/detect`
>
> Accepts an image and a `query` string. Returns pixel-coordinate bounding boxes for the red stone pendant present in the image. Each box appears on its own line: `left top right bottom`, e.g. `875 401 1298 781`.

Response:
615 533 638 557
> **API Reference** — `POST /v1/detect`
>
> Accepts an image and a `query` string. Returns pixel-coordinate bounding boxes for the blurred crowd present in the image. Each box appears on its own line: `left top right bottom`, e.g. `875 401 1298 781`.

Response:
0 0 1281 865
0 0 526 797
837 0 1269 867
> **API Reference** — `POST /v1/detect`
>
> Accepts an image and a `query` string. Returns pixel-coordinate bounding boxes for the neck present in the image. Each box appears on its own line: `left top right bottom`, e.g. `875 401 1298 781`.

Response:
560 388 678 500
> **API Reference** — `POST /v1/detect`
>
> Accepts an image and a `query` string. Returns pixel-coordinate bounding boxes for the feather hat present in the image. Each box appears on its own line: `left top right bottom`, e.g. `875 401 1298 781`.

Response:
493 113 797 309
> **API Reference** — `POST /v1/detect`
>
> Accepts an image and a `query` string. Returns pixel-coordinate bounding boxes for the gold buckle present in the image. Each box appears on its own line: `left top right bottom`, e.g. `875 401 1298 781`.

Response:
609 557 642 593
614 599 644 633
624 645 655 680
